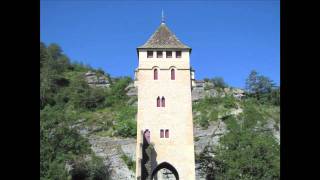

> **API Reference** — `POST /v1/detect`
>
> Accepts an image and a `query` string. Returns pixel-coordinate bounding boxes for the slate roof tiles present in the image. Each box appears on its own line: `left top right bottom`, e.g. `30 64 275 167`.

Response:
138 23 191 50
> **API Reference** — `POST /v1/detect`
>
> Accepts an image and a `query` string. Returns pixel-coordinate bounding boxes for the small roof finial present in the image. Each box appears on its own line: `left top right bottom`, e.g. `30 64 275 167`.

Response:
161 9 165 24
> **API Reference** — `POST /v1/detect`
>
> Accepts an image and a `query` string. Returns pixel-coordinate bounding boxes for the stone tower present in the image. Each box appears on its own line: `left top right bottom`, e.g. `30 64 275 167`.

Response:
135 18 196 180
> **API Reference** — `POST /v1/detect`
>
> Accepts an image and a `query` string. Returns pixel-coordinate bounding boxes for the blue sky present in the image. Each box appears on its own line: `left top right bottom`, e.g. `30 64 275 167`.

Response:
40 0 279 88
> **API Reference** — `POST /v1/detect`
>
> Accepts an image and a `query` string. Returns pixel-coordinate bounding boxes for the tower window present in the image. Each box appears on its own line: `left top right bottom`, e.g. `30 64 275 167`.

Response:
157 96 160 107
171 69 175 80
160 129 164 138
166 51 172 58
154 69 158 80
161 97 165 107
157 51 163 58
176 51 182 58
147 51 153 58
165 129 169 138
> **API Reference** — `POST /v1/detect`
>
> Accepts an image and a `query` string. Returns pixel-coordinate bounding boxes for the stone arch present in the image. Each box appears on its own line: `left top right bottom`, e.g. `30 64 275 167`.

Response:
152 66 160 70
151 162 179 180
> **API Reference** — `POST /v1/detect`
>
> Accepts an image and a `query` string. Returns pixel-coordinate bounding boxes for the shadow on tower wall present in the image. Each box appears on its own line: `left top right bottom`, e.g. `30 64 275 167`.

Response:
141 130 158 180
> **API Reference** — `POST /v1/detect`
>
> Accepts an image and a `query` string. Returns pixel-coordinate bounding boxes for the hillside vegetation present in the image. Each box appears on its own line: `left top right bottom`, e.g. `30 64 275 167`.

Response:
40 42 136 180
40 42 280 180
194 73 280 179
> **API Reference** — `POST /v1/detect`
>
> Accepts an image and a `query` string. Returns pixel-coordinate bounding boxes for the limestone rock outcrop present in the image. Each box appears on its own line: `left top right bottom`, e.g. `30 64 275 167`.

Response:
88 135 136 180
126 80 245 101
125 83 137 97
85 71 110 88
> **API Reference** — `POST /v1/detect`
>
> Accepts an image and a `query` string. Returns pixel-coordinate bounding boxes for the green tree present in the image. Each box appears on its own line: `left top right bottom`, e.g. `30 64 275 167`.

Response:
114 105 137 137
40 106 92 179
71 155 110 180
105 77 131 107
40 42 71 108
42 160 71 180
245 70 276 102
210 77 228 89
47 43 63 60
270 87 280 106
96 68 105 75
68 75 106 110
40 42 49 69
198 106 280 179
40 42 114 180
245 70 259 95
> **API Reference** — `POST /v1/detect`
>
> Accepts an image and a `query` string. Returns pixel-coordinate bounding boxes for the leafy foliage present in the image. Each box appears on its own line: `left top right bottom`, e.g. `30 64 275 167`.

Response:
210 77 229 89
193 96 239 128
245 70 279 105
198 105 280 179
40 42 128 179
104 77 132 107
70 155 110 180
40 105 92 179
68 75 106 110
113 105 137 137
121 153 136 172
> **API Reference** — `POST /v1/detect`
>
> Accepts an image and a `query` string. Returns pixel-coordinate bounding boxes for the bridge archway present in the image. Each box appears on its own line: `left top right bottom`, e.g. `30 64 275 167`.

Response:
151 162 179 180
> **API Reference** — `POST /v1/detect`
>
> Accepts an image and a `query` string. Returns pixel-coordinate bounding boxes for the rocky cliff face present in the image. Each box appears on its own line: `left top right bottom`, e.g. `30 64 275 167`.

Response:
85 71 111 88
89 135 136 180
125 80 245 102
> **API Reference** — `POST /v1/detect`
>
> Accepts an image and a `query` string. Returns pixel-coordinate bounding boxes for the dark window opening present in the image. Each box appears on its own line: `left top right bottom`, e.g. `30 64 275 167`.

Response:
154 69 158 80
166 51 172 58
157 96 160 107
165 129 169 138
176 51 182 58
160 129 164 138
157 51 163 58
161 97 165 107
147 51 153 58
171 69 175 80
153 69 158 80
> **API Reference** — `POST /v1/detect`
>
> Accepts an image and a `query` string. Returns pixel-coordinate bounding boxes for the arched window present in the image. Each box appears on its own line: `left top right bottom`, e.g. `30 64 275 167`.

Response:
160 129 164 138
154 69 158 80
161 97 165 107
171 69 175 80
165 129 169 138
157 96 160 107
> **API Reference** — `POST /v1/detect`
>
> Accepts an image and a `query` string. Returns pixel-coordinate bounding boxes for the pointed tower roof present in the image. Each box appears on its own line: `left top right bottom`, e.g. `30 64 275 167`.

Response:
137 23 191 50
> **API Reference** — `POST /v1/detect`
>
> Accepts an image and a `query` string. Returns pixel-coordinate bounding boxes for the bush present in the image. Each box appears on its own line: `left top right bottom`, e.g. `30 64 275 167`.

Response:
204 83 214 90
42 160 71 180
112 105 137 137
198 106 280 179
222 95 238 109
40 105 92 179
121 153 136 172
71 155 110 180
198 115 209 128
210 77 228 89
68 75 106 110
105 77 132 107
